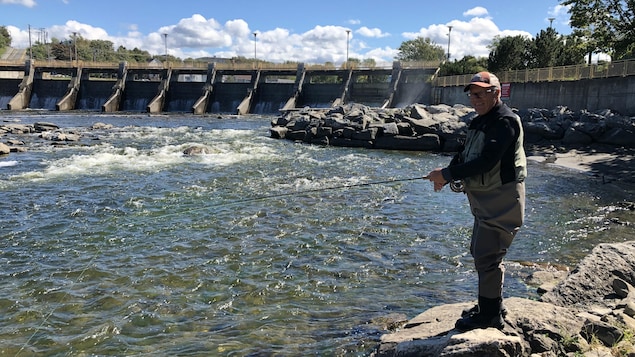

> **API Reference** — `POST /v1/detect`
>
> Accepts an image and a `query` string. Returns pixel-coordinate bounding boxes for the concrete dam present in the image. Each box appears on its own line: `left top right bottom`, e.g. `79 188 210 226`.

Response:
0 61 439 114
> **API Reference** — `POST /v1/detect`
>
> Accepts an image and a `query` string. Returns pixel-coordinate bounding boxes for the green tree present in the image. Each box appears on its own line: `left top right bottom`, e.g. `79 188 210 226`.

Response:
89 39 116 61
30 42 50 60
362 58 376 68
0 26 11 48
487 35 532 72
341 57 361 69
556 34 588 66
50 39 73 61
439 55 488 75
531 27 561 68
563 0 635 60
396 37 445 62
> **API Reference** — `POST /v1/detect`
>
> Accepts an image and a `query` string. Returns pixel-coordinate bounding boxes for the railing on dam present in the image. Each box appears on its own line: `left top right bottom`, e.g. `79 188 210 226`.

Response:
435 58 635 87
0 59 441 71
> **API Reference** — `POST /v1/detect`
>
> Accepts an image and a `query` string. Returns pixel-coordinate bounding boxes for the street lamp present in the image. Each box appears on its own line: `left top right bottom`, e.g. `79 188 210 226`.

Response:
346 29 351 69
548 17 555 28
446 25 453 61
73 32 78 66
253 32 257 61
163 33 168 66
28 25 32 60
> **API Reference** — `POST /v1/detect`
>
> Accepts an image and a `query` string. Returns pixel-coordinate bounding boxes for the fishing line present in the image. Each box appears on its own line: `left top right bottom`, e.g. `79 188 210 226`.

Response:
15 174 449 355
153 176 431 220
16 252 100 357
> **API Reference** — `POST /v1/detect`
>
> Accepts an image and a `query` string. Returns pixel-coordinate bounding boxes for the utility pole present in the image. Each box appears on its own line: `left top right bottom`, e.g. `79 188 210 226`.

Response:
253 32 257 61
346 29 351 69
28 25 32 59
447 25 453 61
73 32 78 66
163 33 168 66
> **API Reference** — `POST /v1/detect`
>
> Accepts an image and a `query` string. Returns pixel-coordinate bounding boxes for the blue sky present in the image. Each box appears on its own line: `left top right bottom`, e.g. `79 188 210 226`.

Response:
2 0 571 65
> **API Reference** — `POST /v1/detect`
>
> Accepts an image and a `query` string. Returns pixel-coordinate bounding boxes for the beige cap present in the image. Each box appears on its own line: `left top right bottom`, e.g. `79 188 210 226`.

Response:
464 71 501 92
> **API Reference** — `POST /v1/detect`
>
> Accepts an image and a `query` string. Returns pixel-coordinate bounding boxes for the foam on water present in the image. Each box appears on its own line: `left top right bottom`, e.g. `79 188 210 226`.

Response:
7 124 277 183
0 160 18 167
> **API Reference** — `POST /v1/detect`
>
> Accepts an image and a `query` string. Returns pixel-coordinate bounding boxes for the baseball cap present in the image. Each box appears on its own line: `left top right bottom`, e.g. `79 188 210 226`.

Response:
464 71 501 92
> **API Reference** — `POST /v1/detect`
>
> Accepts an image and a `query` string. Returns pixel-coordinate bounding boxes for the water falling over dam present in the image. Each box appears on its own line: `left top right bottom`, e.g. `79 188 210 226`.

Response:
0 60 439 114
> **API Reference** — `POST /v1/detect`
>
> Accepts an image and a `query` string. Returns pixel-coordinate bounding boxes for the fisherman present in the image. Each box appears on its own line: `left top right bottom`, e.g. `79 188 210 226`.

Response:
427 71 527 331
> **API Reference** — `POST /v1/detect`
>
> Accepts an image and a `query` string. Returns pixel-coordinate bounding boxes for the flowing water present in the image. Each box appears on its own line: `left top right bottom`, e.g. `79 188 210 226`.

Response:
1 113 634 356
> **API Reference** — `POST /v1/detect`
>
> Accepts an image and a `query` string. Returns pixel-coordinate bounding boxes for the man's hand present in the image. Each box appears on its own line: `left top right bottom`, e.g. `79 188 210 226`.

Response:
427 168 448 192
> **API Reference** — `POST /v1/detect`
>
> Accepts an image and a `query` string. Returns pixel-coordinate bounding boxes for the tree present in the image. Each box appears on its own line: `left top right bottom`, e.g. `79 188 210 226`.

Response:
563 0 635 60
555 34 588 66
341 57 361 69
487 35 532 72
362 58 376 68
531 27 562 68
396 37 445 62
439 55 488 76
0 26 11 49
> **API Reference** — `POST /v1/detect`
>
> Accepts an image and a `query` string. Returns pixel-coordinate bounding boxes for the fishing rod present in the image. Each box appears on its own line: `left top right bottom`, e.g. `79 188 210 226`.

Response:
151 176 431 219
235 175 464 203
160 175 464 218
226 176 430 206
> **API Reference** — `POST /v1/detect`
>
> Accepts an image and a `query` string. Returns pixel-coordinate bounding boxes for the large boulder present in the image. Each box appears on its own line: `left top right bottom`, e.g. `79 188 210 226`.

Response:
270 104 634 152
373 241 635 356
0 142 10 155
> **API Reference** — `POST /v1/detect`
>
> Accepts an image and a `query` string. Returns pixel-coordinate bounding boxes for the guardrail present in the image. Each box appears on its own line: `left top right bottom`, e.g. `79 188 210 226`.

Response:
435 59 635 87
0 59 440 71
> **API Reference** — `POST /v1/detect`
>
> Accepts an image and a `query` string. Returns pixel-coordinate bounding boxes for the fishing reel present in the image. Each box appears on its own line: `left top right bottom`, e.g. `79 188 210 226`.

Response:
449 180 464 193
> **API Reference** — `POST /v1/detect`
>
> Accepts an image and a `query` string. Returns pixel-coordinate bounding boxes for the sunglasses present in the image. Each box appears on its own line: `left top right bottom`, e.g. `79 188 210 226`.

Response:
466 88 494 98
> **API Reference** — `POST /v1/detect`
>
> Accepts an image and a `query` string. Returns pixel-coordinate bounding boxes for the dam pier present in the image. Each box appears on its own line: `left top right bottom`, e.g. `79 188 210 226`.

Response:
0 60 438 114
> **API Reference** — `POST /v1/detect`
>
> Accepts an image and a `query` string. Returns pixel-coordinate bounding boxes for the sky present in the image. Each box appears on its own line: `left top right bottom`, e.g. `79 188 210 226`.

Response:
1 0 572 66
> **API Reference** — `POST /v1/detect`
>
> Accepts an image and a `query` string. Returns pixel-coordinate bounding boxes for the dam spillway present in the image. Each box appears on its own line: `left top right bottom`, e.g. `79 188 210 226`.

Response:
0 60 439 114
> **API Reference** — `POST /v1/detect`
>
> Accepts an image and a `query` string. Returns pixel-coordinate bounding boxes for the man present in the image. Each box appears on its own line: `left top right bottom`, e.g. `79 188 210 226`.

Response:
427 71 527 331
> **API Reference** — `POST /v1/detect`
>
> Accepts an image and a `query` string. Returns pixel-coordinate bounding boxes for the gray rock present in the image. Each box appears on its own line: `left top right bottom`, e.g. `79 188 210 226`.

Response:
542 242 635 308
271 104 634 152
0 142 10 155
373 241 635 356
33 122 59 132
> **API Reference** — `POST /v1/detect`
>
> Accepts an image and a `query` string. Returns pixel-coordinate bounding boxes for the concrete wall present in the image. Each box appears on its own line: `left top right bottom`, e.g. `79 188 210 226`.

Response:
437 75 635 116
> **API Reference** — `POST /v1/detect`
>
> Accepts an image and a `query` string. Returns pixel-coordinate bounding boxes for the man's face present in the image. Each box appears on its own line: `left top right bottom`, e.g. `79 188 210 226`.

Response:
467 86 498 115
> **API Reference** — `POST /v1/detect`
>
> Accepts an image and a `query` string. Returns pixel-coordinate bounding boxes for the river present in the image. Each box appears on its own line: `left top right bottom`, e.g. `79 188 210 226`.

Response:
1 113 633 356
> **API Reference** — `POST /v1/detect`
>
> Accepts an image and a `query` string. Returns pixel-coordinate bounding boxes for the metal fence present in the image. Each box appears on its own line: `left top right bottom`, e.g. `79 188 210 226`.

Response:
0 59 441 71
435 59 635 87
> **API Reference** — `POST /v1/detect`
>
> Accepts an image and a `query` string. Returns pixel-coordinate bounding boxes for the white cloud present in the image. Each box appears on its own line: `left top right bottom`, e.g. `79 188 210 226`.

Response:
400 9 534 60
48 20 110 41
0 0 36 7
464 6 489 18
356 26 390 38
548 4 571 27
0 8 549 66
363 46 399 66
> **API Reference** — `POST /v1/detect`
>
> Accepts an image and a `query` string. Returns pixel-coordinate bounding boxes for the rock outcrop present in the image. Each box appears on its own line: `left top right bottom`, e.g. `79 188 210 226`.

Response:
372 240 635 357
270 104 635 151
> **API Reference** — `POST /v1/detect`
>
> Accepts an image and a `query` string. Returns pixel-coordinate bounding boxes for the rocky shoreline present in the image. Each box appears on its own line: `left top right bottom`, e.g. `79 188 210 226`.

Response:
270 103 635 186
371 239 635 357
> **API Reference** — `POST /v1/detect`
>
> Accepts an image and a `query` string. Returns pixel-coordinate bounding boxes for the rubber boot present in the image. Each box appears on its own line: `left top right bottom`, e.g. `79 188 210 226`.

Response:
455 296 504 331
461 302 507 318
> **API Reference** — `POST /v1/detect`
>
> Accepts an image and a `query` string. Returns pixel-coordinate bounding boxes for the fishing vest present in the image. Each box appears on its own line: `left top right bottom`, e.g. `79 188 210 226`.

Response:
460 113 527 191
